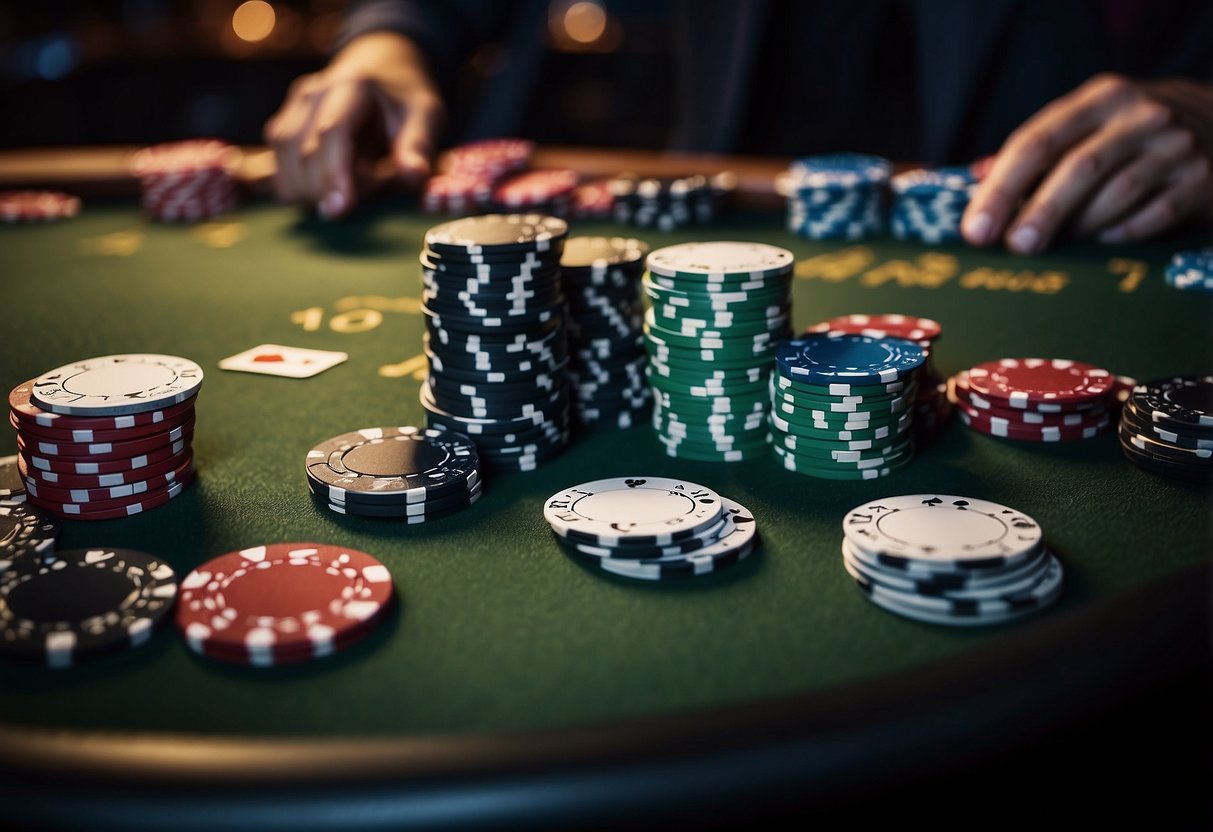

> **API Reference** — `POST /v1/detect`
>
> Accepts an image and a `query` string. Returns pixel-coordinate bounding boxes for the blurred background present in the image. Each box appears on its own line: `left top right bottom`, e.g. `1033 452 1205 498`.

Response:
0 0 672 150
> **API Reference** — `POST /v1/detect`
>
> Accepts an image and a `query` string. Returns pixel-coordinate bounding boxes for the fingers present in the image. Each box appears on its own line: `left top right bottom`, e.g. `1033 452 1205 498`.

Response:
264 76 324 204
390 92 443 186
1001 100 1170 254
963 74 1142 247
308 80 371 219
1073 128 1195 237
1099 155 1213 243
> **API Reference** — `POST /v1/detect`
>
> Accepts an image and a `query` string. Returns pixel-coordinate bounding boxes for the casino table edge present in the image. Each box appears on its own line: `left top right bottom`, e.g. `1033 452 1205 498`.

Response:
1 560 1207 831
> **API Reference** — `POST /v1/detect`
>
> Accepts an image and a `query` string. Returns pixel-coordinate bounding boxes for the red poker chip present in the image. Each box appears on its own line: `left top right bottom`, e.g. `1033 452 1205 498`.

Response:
28 468 194 514
23 453 194 504
133 139 240 223
9 381 197 431
20 438 190 476
950 374 1108 427
18 447 193 489
445 138 534 177
1110 374 1137 407
421 172 494 214
491 169 579 208
570 179 616 219
964 358 1114 412
16 419 195 460
958 408 1111 442
805 314 942 346
10 405 196 445
175 542 395 666
0 190 81 223
31 473 194 521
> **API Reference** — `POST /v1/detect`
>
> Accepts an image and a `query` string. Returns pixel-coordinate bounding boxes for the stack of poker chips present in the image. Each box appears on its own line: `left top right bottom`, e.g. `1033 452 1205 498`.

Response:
176 542 393 667
642 242 794 461
1163 248 1213 294
543 476 757 581
611 172 736 231
840 494 1064 627
1118 375 1213 482
804 314 951 443
948 358 1119 442
890 167 977 244
769 334 926 479
419 214 571 471
777 153 889 241
9 354 202 520
305 426 481 521
131 139 240 223
0 545 178 668
0 190 81 223
422 138 534 214
560 236 652 430
488 169 580 216
568 178 616 220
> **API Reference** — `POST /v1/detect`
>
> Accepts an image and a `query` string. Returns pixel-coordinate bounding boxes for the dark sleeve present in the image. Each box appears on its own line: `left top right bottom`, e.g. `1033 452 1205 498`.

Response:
335 0 517 82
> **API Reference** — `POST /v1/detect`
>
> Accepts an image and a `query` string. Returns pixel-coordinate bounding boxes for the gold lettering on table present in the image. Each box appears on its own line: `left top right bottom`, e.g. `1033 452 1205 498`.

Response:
290 307 324 331
958 267 1069 294
377 354 429 380
1107 258 1148 293
862 253 958 288
79 231 143 256
329 309 384 334
795 247 875 281
334 296 422 314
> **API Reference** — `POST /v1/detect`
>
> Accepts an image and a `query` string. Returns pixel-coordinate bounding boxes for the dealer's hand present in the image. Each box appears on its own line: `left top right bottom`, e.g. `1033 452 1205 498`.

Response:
963 73 1213 252
264 32 444 218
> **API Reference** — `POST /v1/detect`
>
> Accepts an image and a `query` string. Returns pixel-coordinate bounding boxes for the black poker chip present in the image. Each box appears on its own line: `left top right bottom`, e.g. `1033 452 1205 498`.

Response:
0 454 25 502
424 214 568 255
0 500 58 561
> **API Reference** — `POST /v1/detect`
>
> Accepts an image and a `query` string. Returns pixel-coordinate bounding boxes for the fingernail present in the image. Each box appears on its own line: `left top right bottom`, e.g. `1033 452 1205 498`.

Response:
1010 224 1040 254
320 190 346 219
964 211 993 245
1099 226 1125 244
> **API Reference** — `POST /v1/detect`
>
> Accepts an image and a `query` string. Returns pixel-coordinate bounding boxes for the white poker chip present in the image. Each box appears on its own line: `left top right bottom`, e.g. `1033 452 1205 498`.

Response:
30 354 204 416
595 497 758 580
645 241 794 281
842 494 1043 571
544 476 723 546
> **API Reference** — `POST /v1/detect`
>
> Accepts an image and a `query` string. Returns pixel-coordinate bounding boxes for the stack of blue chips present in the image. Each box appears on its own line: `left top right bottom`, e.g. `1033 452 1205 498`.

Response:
1164 248 1213 294
778 154 890 241
890 167 976 244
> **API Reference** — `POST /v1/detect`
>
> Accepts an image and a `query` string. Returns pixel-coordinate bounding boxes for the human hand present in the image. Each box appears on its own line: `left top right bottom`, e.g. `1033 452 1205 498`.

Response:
264 32 445 218
962 73 1213 253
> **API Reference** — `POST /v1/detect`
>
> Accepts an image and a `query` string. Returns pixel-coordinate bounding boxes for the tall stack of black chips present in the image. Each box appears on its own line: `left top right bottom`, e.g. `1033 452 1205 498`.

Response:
1118 375 1213 482
420 214 571 472
560 237 651 430
610 172 735 231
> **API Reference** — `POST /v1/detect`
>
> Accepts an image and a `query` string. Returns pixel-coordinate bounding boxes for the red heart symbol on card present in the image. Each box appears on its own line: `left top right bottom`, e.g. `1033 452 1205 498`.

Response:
253 353 286 363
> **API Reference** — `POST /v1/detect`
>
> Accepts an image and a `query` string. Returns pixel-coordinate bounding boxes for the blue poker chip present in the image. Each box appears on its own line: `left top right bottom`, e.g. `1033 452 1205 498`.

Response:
891 166 976 196
787 153 892 189
776 334 926 386
1164 248 1213 293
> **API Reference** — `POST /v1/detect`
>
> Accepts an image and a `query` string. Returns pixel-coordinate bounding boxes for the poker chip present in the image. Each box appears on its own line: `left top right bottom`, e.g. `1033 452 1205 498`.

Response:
569 178 616 219
1163 248 1213 293
490 169 579 214
890 166 976 244
175 543 394 667
778 154 889 241
425 213 567 255
561 237 651 430
839 494 1064 626
131 139 239 223
0 190 81 223
12 355 202 521
0 500 58 562
611 172 735 232
0 547 177 667
544 478 758 581
1119 375 1213 482
30 354 204 417
776 334 926 385
0 455 25 503
305 426 481 519
421 172 494 215
642 242 794 461
443 138 534 179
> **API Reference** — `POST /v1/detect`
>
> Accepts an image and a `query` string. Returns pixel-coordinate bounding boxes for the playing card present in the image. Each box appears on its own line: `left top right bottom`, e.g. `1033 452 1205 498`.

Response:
219 344 348 378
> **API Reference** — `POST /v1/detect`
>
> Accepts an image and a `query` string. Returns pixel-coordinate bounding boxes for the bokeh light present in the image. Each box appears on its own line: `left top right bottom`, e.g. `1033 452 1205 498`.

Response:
232 1 275 43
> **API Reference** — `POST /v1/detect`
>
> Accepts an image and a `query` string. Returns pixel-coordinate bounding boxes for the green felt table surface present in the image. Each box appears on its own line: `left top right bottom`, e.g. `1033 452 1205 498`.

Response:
0 201 1209 741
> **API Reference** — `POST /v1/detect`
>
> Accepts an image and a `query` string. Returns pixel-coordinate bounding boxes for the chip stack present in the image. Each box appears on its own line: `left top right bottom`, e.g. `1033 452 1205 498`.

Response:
489 169 580 216
10 355 202 520
131 139 239 223
890 167 976 244
949 358 1117 442
1 546 178 668
176 542 393 667
423 138 534 215
543 476 758 581
840 494 1064 627
804 314 951 443
777 154 889 241
1164 248 1213 294
0 190 81 223
1118 375 1213 482
560 237 651 430
611 173 736 231
569 178 616 220
305 426 481 520
419 214 571 471
642 242 794 461
770 334 925 479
